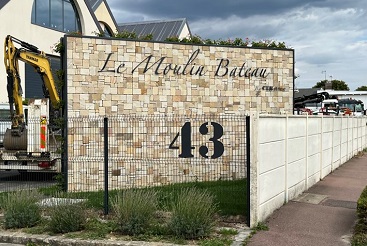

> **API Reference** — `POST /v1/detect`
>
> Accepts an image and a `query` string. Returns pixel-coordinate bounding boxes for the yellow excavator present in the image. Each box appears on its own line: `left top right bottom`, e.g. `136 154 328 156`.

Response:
2 35 61 172
4 35 60 150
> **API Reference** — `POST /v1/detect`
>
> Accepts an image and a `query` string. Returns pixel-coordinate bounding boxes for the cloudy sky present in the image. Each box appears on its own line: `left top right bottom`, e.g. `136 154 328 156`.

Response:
107 0 367 90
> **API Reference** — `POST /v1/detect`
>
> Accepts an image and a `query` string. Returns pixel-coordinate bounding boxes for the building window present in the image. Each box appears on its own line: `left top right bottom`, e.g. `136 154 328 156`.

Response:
99 22 114 37
31 0 81 33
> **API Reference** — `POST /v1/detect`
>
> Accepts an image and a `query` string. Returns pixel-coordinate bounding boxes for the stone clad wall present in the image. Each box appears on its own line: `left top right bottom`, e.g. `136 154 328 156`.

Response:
65 36 294 191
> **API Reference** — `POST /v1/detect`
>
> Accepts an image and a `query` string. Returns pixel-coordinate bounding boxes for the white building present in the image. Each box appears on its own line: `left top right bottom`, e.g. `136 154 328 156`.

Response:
0 0 118 103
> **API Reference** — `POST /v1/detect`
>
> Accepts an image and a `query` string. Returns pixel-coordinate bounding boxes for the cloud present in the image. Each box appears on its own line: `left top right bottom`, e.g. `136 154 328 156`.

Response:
107 0 367 90
109 0 307 21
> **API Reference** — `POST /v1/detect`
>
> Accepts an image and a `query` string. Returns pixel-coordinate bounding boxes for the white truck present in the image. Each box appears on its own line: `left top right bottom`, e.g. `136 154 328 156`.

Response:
1 35 61 172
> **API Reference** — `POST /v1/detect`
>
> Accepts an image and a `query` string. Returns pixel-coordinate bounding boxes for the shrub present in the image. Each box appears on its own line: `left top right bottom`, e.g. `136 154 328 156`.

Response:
111 189 158 235
169 187 218 239
48 200 87 233
352 186 367 245
357 192 367 221
2 190 42 229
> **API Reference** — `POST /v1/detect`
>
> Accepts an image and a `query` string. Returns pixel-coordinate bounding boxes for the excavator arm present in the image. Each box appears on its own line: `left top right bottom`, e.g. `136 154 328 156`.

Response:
4 35 60 135
3 35 60 150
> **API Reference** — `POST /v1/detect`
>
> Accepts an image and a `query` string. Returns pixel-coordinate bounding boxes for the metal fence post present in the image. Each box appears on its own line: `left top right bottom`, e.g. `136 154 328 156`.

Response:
246 115 250 226
104 117 109 215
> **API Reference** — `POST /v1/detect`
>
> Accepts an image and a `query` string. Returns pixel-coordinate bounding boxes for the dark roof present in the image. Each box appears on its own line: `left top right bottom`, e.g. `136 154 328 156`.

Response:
294 88 319 98
118 18 191 41
0 0 10 10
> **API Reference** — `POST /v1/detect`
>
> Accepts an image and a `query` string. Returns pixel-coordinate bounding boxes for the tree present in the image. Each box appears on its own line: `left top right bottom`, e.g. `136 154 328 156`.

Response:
312 80 349 91
356 86 367 91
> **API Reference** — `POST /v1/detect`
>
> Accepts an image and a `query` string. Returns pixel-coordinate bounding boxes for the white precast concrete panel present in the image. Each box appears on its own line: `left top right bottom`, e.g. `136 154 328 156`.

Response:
347 118 354 157
258 192 285 223
253 115 367 226
258 117 286 143
307 117 322 135
322 117 334 132
287 117 307 138
353 119 360 152
322 148 333 169
288 137 306 164
287 158 306 188
322 132 333 150
259 141 286 174
259 166 286 205
308 134 321 156
332 118 342 168
307 153 321 178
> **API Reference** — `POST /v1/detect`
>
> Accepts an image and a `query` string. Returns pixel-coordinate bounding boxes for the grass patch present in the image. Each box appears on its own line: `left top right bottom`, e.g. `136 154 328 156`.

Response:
198 238 233 246
218 228 238 236
39 179 247 216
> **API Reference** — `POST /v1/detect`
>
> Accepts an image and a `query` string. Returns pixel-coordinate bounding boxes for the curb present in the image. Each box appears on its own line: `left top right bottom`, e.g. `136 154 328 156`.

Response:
0 228 253 246
0 231 181 246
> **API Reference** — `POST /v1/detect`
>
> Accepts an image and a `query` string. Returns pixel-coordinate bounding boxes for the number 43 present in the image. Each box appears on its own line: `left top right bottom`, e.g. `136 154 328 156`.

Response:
169 122 224 159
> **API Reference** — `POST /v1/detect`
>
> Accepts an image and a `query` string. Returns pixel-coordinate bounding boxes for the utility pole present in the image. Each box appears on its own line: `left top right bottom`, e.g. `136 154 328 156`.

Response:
326 75 333 90
321 70 326 81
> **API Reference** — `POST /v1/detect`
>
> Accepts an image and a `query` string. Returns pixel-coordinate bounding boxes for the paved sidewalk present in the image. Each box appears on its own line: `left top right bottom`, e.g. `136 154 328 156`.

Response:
247 154 367 246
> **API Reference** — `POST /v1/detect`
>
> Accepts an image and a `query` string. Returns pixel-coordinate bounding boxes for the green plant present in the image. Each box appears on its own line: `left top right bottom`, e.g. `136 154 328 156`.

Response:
53 41 64 54
164 35 287 48
114 31 137 39
54 173 65 191
352 233 367 246
219 228 238 236
242 222 269 246
165 36 181 42
254 221 269 231
2 190 42 229
64 217 117 240
111 189 158 235
197 228 237 246
48 200 87 233
199 238 233 246
23 218 49 235
140 33 154 40
352 185 367 245
169 187 218 239
85 217 116 238
251 39 286 48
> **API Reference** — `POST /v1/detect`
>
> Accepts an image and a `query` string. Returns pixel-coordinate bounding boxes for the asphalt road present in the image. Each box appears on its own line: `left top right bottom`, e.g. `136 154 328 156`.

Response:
0 170 56 192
